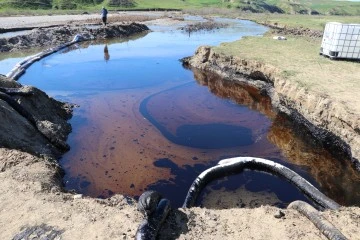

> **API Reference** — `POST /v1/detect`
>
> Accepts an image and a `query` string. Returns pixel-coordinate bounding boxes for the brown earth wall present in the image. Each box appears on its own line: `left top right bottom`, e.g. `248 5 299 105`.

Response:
184 46 360 170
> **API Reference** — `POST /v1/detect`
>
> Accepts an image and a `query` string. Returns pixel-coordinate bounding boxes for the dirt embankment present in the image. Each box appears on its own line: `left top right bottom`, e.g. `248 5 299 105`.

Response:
0 75 72 158
183 46 360 170
0 22 149 52
260 22 323 38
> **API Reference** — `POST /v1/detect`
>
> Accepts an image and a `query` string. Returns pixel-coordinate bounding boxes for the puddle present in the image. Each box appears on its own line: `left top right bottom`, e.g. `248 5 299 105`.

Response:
0 18 359 208
0 30 32 39
84 24 102 30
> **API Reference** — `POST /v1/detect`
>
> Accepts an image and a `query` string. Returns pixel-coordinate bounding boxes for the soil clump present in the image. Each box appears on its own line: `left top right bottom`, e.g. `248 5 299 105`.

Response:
180 21 229 34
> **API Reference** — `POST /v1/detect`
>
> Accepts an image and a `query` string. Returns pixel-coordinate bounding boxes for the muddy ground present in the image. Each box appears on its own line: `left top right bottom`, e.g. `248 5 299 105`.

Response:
0 23 150 52
0 12 359 240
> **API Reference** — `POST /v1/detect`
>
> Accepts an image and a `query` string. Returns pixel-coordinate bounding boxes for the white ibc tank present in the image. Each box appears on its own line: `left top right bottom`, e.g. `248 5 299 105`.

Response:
320 22 360 60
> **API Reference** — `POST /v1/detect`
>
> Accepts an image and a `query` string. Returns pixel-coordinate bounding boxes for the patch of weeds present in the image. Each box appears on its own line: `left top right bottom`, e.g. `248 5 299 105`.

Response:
281 70 298 78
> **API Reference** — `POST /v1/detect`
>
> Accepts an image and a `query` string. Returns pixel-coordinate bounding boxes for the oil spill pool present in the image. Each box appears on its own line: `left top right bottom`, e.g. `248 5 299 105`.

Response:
58 78 287 208
3 18 359 208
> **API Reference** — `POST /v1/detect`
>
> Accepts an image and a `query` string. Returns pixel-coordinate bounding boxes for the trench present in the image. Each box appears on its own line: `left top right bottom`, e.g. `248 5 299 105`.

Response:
0 17 359 209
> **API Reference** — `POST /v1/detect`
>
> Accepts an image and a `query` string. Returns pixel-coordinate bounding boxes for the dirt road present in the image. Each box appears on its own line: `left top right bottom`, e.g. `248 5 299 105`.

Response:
0 14 99 28
0 11 168 29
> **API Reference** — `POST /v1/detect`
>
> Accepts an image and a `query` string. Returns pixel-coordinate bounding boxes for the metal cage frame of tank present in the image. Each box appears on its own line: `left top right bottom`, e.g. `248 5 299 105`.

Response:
320 22 360 60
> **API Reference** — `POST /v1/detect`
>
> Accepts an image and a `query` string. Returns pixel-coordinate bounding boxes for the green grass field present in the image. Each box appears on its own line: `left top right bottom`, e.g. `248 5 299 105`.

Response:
214 32 360 113
266 0 360 15
243 14 360 30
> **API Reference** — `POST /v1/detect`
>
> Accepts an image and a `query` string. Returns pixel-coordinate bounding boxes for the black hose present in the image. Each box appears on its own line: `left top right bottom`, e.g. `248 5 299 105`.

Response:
183 157 340 210
288 201 348 240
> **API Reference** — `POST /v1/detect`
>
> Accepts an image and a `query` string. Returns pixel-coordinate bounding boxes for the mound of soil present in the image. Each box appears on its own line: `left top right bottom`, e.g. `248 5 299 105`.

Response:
0 75 73 157
180 21 229 33
0 22 149 52
263 22 323 38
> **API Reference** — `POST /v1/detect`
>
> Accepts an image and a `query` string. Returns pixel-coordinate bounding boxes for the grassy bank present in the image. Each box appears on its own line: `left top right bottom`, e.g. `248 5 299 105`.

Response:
214 30 360 113
181 8 360 31
244 14 360 30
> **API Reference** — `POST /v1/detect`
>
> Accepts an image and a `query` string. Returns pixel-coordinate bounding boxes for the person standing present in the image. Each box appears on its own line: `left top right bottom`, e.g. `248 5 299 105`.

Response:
101 6 108 26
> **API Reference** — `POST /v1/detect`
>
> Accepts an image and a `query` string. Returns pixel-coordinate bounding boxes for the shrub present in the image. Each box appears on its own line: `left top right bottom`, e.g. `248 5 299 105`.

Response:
5 0 52 9
108 0 135 8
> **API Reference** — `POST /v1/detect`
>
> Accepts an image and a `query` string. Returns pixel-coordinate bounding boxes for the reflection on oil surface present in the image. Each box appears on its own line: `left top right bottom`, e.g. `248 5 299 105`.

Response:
3 18 358 208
